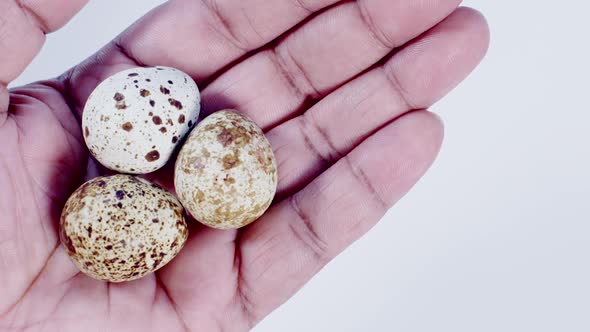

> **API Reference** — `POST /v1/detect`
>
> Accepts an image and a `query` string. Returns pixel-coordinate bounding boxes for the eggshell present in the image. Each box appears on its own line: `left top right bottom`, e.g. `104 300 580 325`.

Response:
82 66 200 174
174 109 277 229
60 175 189 282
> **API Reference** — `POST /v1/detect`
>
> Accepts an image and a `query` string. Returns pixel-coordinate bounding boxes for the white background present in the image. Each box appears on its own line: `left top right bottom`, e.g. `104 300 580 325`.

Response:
13 1 590 331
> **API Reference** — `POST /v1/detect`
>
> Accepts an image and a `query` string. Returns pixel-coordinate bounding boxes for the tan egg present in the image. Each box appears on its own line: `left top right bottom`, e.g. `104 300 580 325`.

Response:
60 175 188 282
174 110 277 229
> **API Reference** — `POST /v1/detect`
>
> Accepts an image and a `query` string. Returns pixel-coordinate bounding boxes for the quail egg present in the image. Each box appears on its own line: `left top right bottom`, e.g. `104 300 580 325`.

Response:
60 175 189 282
82 66 200 174
175 109 277 229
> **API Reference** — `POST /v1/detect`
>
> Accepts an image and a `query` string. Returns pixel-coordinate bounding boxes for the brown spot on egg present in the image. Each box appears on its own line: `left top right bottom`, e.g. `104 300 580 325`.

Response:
174 209 183 219
196 190 205 203
122 122 133 131
152 116 162 125
140 89 151 97
61 228 76 254
222 152 240 170
172 136 179 144
149 100 156 107
175 220 185 230
128 73 139 77
168 80 174 84
160 86 170 95
105 245 113 250
213 204 247 223
178 114 185 124
85 126 90 137
153 258 163 269
145 150 160 162
168 98 183 110
223 176 236 185
167 119 174 126
114 93 127 110
160 127 167 133
216 126 251 148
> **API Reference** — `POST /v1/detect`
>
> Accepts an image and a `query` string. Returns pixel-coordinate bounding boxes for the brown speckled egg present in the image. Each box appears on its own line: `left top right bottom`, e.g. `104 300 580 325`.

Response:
82 66 200 174
60 175 189 282
174 109 277 229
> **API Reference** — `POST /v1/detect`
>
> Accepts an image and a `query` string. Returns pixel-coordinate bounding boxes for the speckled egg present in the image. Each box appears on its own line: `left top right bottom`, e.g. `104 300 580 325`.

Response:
82 66 200 174
174 109 277 229
60 175 189 282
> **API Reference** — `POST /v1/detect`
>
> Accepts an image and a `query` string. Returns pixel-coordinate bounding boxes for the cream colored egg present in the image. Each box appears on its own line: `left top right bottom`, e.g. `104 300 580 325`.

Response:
60 175 189 282
174 110 277 229
82 66 200 174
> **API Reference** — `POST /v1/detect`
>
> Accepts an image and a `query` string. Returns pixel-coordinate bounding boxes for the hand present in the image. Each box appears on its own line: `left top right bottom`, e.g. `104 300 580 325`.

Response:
0 0 489 331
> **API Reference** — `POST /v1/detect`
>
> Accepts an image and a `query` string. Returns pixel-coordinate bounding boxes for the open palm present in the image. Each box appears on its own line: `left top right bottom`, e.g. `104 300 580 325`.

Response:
0 0 488 331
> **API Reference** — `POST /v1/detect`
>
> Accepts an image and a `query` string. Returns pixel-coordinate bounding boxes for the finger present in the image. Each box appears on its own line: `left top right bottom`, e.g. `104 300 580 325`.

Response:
201 0 461 128
65 0 341 112
19 0 89 31
0 0 88 83
0 0 88 121
238 110 444 323
272 7 490 196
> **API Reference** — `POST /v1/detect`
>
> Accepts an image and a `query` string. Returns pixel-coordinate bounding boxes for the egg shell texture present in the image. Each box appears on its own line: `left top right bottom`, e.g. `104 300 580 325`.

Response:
175 110 278 229
83 66 200 174
60 175 189 282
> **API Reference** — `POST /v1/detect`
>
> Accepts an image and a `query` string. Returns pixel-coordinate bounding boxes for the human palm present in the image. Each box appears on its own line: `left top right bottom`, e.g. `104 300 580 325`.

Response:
0 0 488 331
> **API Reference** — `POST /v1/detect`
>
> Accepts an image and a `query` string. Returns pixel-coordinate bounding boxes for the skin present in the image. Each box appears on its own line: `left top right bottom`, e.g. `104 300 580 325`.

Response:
0 0 489 331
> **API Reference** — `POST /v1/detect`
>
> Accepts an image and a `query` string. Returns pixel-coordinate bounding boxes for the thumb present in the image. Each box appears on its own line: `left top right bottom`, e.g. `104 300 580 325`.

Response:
0 0 88 122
